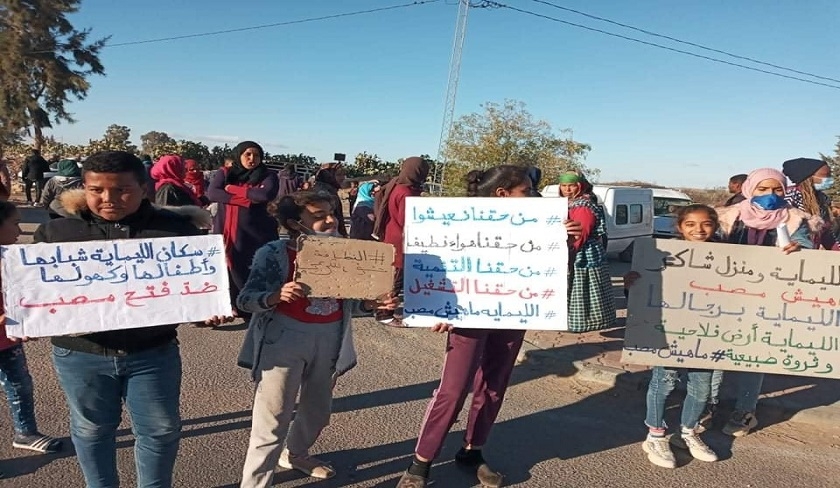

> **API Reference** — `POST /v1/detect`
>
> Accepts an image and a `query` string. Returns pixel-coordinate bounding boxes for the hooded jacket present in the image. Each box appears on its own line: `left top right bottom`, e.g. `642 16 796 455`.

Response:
33 189 211 355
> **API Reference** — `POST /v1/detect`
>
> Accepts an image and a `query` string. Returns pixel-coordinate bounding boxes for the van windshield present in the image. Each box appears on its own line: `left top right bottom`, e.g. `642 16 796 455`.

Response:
654 198 691 216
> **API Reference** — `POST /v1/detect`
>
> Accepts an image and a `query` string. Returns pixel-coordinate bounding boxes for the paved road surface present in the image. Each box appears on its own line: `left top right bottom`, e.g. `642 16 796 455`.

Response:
1 207 838 487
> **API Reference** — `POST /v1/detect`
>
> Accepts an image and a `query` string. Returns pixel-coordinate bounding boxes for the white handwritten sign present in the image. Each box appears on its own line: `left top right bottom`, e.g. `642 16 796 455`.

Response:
403 197 569 330
2 235 232 338
623 238 840 379
295 235 395 299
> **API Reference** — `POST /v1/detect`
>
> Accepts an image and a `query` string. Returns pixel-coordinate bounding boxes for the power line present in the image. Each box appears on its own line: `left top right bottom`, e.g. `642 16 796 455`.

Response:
525 0 840 85
31 0 442 53
485 1 840 90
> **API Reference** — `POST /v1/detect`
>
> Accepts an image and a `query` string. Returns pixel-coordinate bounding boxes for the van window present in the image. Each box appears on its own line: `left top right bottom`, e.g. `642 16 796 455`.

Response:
616 205 628 225
654 197 692 216
630 204 643 224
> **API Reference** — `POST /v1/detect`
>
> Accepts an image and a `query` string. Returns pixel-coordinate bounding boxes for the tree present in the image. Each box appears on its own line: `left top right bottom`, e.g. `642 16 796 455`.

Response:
345 152 398 178
821 136 840 201
86 124 137 153
140 131 175 157
0 0 108 149
440 100 594 195
175 140 210 163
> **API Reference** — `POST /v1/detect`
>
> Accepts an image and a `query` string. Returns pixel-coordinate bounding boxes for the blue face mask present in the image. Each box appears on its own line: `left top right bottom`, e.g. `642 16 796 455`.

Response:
751 193 787 211
814 177 835 191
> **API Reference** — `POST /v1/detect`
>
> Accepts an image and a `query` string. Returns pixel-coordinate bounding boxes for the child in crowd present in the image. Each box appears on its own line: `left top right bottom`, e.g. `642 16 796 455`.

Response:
0 201 62 479
625 204 720 468
237 190 398 488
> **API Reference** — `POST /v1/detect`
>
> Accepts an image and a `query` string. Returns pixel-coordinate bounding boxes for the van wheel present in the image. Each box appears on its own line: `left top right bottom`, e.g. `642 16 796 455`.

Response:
619 243 634 263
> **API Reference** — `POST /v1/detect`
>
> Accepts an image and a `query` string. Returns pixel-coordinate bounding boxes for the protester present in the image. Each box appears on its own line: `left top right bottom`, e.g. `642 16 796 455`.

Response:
207 141 280 321
558 172 616 332
626 204 721 468
151 155 204 207
348 181 377 241
782 157 839 250
0 153 12 201
526 166 542 197
22 149 51 205
140 154 156 201
236 190 398 487
312 163 348 237
348 180 359 209
34 151 222 488
396 165 583 488
372 157 430 325
277 163 302 199
714 168 818 437
0 201 63 464
41 158 83 219
184 159 207 200
724 174 748 206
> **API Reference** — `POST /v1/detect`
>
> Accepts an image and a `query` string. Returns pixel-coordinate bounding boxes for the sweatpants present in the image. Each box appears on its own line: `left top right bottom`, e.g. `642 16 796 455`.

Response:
415 328 526 461
240 318 342 488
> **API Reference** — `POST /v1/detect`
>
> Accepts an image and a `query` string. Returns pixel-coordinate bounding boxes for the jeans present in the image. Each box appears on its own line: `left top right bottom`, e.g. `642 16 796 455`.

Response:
52 342 182 488
730 372 765 413
708 370 724 405
645 366 712 430
0 344 38 435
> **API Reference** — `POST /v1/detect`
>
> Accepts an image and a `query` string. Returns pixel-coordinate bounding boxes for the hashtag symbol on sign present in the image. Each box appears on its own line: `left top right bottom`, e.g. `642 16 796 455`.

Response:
545 215 562 225
709 350 727 363
369 251 385 265
543 268 556 277
206 247 220 257
547 242 563 251
544 311 556 320
541 289 555 299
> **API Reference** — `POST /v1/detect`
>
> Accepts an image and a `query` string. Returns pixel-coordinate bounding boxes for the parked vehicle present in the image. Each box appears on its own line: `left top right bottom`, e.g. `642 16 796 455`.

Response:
652 188 692 238
542 184 654 261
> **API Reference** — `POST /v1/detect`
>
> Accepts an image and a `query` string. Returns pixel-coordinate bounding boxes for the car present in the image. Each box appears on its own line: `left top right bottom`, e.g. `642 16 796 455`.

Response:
652 188 692 238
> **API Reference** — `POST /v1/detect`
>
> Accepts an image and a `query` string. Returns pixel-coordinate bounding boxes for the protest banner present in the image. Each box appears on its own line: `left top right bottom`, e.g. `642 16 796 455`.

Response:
402 196 568 330
2 235 232 338
623 238 840 379
294 235 395 299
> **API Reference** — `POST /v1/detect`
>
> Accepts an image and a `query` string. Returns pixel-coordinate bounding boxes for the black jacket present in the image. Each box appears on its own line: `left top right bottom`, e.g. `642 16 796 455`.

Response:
155 183 197 207
22 154 50 181
34 191 208 355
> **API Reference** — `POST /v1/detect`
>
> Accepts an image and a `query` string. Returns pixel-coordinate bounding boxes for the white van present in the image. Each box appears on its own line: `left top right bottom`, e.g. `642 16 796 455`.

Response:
541 184 653 261
651 188 692 238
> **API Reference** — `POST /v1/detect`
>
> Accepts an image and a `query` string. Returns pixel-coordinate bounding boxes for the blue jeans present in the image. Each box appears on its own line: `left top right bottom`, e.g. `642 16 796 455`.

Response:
0 344 38 435
708 370 724 405
645 366 712 430
730 372 764 412
52 342 182 488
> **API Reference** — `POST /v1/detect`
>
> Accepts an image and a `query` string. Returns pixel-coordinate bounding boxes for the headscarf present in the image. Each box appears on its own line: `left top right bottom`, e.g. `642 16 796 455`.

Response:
372 156 430 239
559 172 584 199
57 159 81 177
526 166 542 197
314 163 343 190
225 141 269 185
184 159 205 198
736 168 789 239
151 155 202 206
353 181 376 211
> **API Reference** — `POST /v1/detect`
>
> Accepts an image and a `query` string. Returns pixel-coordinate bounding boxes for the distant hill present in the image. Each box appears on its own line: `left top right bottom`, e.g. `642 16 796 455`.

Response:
603 180 730 206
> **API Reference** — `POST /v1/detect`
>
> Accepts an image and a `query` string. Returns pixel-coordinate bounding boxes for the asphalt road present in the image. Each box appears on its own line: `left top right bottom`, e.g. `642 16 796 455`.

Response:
1 206 838 487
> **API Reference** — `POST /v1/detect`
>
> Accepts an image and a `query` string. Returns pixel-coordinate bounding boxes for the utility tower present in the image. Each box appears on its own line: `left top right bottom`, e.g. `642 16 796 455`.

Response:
431 0 471 194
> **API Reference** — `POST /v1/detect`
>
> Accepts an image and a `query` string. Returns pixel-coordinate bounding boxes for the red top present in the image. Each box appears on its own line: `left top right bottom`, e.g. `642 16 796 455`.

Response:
568 205 596 252
0 270 16 351
275 248 344 323
383 184 421 269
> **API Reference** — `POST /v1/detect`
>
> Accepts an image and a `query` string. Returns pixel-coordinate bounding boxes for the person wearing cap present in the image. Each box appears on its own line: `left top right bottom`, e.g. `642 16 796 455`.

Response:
782 157 838 250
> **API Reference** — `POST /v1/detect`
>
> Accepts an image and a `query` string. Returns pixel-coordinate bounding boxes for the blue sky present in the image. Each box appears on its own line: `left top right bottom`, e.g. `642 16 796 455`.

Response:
47 0 840 188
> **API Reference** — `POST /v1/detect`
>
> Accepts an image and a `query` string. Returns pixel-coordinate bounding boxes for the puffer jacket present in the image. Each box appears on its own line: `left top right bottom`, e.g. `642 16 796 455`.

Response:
33 189 211 355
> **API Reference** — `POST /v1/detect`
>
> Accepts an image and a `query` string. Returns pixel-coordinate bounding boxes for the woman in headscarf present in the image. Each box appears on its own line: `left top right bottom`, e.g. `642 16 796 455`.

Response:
184 159 207 201
349 181 377 241
782 157 839 250
558 171 616 333
151 155 204 208
372 156 430 325
41 158 83 219
207 141 280 320
312 163 348 237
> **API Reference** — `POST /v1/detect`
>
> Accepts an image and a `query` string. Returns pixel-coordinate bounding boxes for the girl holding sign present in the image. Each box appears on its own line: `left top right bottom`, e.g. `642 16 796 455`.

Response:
714 168 817 437
396 165 583 488
237 191 398 487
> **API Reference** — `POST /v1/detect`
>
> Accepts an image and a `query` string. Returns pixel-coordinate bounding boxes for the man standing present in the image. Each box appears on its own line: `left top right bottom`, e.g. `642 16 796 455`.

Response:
34 151 222 488
22 149 50 205
724 174 748 206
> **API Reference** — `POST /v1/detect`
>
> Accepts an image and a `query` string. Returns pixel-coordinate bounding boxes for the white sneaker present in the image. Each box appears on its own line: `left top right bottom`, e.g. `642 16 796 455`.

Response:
672 430 718 462
642 434 676 468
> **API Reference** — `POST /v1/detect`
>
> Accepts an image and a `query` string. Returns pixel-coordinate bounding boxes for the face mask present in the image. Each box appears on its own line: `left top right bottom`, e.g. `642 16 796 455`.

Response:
295 221 338 237
814 177 835 191
750 193 786 211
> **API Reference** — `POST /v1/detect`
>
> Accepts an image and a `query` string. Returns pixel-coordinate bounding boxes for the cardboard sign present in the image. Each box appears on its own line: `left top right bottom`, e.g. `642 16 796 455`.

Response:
402 197 569 330
294 236 395 299
2 235 232 338
623 238 840 379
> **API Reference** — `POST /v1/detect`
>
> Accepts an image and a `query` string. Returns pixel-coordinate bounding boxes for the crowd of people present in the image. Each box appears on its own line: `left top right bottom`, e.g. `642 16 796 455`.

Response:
0 146 834 487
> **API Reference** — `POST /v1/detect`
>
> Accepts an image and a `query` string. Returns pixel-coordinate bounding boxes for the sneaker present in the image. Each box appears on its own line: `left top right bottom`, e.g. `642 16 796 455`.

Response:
671 430 718 462
278 450 335 479
722 411 758 437
454 450 503 487
12 433 62 454
642 434 676 468
396 471 427 488
695 403 717 434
